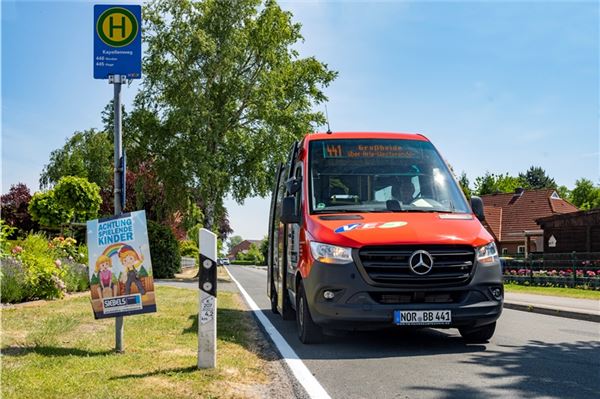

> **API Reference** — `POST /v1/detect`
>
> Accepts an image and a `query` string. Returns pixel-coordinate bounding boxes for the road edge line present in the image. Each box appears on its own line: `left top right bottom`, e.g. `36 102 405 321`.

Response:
224 266 331 399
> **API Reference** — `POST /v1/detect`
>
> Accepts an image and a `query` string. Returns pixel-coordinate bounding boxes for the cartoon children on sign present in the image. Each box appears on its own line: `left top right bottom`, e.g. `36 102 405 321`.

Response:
95 255 118 298
118 245 146 295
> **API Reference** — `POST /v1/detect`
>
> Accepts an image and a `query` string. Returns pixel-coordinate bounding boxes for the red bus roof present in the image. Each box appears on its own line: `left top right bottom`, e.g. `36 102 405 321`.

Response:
303 131 430 142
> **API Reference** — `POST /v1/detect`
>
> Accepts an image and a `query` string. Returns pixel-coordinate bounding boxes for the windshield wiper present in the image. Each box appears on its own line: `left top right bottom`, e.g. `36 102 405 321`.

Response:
313 209 364 214
403 209 454 213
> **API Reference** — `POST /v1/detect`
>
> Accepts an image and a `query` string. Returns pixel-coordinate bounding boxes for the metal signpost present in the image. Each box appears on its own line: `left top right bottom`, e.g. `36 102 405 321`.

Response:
94 4 142 353
198 229 217 368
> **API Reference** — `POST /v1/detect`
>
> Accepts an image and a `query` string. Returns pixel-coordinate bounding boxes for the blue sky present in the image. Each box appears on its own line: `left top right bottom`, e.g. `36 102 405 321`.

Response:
2 0 599 240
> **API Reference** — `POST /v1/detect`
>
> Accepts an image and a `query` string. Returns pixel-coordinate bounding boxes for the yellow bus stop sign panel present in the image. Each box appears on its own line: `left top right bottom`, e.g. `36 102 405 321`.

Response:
96 7 138 48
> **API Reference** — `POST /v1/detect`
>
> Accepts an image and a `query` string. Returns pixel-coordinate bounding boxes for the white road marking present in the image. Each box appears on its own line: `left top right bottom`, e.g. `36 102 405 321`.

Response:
224 266 331 399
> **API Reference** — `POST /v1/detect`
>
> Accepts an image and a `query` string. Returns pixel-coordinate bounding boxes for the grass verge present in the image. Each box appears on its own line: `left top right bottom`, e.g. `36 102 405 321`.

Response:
1 286 270 399
504 283 600 300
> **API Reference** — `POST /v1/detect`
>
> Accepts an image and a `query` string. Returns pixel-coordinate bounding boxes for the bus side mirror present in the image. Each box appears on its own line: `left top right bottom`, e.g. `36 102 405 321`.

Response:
471 196 485 221
281 196 300 224
286 177 302 195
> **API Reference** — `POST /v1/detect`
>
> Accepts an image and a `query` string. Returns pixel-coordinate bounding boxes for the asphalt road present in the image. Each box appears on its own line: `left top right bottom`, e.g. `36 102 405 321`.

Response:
225 265 600 399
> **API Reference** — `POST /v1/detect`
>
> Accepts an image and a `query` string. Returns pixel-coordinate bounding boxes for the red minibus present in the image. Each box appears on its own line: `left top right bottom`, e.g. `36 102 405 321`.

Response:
267 132 502 343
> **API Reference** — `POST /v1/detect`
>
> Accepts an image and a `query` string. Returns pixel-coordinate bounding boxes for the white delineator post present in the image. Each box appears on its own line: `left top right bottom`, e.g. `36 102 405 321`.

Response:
198 228 217 369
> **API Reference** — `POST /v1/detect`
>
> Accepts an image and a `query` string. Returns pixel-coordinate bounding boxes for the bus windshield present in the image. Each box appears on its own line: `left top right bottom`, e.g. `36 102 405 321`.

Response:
308 138 470 214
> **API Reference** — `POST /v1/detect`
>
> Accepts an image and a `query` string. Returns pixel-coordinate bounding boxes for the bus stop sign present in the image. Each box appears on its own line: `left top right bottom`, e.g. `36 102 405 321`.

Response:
94 4 142 79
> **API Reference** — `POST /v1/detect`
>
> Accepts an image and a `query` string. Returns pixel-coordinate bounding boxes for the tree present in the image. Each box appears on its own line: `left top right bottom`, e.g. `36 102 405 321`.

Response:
260 236 268 265
570 178 600 210
474 172 523 196
237 242 264 265
458 172 471 199
227 235 243 253
53 176 102 222
39 129 113 190
28 191 72 228
29 177 102 228
148 220 181 278
518 166 557 190
131 0 337 229
1 183 37 235
556 185 570 200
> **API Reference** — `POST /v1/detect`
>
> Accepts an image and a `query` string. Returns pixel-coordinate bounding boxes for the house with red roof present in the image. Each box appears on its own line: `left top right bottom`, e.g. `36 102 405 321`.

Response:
228 239 263 260
481 188 578 256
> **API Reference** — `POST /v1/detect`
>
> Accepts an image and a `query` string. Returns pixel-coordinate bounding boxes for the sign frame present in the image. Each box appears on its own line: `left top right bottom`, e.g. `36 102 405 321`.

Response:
94 4 142 79
86 210 157 319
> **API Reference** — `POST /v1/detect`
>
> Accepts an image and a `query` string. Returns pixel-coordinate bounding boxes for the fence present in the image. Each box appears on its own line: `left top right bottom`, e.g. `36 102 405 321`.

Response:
181 256 197 269
502 252 600 289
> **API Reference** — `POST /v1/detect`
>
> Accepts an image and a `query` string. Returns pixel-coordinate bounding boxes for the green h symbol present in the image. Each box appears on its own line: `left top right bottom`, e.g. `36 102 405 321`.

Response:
109 15 126 38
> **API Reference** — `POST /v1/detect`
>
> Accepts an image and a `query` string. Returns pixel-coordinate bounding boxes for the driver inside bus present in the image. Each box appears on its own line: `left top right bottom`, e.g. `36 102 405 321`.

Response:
392 176 416 205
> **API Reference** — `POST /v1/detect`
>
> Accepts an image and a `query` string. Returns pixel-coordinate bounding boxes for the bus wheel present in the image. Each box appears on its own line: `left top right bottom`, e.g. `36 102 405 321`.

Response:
459 322 496 343
296 282 323 344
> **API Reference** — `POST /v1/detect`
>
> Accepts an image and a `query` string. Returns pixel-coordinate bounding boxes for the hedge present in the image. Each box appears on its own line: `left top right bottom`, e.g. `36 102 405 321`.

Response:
230 260 255 265
148 221 181 278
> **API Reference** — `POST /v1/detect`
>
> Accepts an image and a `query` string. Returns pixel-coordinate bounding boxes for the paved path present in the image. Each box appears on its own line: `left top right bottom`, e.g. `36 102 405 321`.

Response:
226 265 600 399
505 292 599 314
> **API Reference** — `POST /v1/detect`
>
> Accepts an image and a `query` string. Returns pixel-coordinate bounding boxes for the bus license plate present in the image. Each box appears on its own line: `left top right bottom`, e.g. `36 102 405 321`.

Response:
394 310 451 325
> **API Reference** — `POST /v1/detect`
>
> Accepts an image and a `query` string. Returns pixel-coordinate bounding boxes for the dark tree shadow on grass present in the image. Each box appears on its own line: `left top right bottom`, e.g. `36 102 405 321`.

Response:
183 308 254 345
110 366 199 380
1 346 114 357
410 340 600 398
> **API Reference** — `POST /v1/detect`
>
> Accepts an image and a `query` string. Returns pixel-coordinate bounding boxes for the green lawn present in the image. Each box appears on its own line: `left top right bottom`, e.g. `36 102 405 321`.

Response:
504 283 600 300
1 286 270 399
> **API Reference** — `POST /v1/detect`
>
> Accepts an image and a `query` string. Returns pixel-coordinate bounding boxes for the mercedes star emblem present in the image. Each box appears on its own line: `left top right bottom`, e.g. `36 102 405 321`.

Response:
408 250 434 275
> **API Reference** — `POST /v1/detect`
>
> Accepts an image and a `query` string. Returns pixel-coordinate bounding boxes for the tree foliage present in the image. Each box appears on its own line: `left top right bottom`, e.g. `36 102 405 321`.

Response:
28 177 101 228
227 235 243 253
569 178 600 210
28 191 72 228
474 172 524 196
148 220 181 278
458 172 471 199
518 166 557 190
260 236 268 265
39 129 113 190
53 176 102 222
1 183 37 235
131 0 337 228
236 242 264 265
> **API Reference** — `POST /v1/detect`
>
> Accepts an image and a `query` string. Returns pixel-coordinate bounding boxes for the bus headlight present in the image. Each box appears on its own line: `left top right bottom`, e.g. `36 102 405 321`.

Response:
310 242 353 264
476 242 499 264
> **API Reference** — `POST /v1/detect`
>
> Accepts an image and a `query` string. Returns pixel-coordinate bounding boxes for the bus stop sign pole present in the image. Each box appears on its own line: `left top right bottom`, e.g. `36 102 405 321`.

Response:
110 73 126 352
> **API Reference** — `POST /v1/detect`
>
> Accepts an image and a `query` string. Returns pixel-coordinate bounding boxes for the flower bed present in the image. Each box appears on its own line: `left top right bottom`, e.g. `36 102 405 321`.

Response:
1 234 89 303
503 267 600 289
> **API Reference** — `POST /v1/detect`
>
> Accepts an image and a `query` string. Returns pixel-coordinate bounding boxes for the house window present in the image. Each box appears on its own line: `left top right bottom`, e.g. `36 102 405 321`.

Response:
502 248 508 256
517 245 525 254
550 191 560 199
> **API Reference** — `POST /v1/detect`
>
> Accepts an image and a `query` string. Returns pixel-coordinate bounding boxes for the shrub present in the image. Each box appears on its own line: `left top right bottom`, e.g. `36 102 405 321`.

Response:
179 240 199 259
1 220 16 258
236 243 264 265
62 259 89 292
3 233 67 302
0 257 27 303
148 221 181 278
19 233 66 300
230 260 255 265
49 236 79 258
